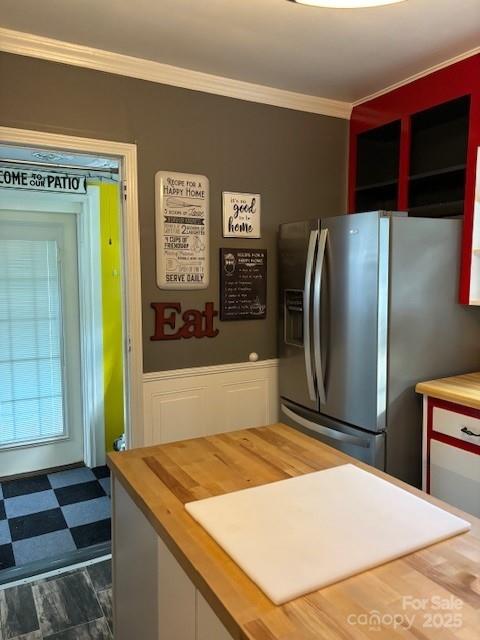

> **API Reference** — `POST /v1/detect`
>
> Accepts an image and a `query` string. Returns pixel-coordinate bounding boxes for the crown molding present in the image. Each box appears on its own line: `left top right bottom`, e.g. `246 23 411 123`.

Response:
0 27 351 119
353 46 480 106
1 28 478 117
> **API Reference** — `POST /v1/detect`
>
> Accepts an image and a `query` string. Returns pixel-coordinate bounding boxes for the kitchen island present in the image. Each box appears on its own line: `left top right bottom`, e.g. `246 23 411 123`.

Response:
108 423 480 639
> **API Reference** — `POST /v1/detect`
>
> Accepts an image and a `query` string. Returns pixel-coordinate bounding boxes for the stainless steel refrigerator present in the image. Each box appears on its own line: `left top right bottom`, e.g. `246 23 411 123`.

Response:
279 211 480 487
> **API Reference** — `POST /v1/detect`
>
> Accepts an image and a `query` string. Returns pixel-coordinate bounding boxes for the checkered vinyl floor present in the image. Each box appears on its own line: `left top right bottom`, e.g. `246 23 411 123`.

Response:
0 466 111 571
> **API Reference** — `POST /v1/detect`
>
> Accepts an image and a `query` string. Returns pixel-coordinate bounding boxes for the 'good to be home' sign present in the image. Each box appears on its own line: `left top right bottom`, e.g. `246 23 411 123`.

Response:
222 192 261 238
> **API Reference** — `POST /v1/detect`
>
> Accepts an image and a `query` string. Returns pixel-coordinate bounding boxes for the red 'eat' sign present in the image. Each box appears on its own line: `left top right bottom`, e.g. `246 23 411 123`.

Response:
150 302 219 340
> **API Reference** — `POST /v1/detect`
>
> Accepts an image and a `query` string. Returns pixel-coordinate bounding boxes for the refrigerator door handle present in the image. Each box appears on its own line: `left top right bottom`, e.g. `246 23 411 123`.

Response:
304 230 318 402
313 229 328 405
281 404 370 448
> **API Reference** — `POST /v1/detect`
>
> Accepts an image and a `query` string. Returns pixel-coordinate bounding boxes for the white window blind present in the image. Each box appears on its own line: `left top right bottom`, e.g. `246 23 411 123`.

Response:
0 238 66 447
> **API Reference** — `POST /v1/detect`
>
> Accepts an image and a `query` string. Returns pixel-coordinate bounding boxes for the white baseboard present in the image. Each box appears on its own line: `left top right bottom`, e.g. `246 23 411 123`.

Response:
143 359 279 445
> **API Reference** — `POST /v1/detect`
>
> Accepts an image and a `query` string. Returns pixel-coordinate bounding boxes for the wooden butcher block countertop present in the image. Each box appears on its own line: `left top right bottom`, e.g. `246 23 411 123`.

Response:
416 372 480 410
108 424 480 640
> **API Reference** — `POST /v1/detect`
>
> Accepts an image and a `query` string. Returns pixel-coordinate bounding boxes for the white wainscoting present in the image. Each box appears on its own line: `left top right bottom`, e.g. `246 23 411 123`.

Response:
142 359 279 445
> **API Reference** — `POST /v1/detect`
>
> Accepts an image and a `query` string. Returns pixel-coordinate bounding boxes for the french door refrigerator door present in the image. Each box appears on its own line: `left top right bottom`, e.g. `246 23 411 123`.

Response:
279 220 320 412
281 402 385 469
316 211 389 432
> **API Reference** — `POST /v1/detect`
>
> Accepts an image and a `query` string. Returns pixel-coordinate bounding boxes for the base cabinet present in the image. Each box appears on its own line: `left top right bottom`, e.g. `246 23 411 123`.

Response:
430 440 480 517
422 396 480 518
113 477 234 640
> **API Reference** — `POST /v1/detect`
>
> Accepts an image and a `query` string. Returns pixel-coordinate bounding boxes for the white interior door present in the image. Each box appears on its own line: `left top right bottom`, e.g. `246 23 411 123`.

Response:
0 209 83 476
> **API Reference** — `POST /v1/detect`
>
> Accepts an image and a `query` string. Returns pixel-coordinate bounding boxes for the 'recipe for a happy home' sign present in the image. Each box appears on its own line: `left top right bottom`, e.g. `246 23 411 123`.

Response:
220 248 267 321
155 171 209 290
222 192 261 238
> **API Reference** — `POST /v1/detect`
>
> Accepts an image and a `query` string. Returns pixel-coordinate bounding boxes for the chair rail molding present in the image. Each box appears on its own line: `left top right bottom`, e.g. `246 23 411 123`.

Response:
143 358 279 382
143 359 279 445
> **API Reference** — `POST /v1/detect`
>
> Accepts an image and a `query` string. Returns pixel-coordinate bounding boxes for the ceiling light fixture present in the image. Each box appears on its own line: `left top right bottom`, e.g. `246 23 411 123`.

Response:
291 0 406 8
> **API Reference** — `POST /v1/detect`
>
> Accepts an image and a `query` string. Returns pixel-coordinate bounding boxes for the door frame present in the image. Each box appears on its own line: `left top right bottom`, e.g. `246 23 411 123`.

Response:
0 126 144 453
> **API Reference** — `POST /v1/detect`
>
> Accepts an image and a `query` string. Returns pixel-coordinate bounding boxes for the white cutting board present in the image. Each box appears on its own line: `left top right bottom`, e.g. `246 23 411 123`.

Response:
185 464 471 605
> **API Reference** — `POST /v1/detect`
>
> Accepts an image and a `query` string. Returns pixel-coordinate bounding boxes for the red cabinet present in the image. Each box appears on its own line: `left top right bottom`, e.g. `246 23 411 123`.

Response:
349 54 480 305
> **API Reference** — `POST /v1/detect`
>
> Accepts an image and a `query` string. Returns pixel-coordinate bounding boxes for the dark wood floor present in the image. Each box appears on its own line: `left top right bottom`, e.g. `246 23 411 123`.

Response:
0 559 112 639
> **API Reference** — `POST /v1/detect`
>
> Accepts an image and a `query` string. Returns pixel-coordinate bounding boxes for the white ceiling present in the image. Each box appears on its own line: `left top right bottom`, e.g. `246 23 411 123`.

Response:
1 0 479 102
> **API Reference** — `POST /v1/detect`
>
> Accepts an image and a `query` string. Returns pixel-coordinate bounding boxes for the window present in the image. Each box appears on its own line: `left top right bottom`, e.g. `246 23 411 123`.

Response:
0 237 66 447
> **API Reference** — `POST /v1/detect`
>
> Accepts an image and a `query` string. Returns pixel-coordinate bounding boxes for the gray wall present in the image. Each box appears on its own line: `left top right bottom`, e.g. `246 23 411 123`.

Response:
0 52 348 372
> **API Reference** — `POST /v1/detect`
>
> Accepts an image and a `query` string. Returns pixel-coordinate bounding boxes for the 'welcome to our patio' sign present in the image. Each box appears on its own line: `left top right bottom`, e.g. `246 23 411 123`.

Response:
0 168 87 194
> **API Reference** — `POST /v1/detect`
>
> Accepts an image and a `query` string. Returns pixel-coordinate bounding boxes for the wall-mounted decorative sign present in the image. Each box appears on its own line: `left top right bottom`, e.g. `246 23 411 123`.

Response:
155 171 209 289
220 248 267 321
150 302 219 340
222 192 261 238
0 168 87 194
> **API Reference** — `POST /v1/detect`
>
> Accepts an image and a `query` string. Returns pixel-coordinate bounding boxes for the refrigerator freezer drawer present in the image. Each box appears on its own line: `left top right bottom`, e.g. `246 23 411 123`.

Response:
281 402 385 470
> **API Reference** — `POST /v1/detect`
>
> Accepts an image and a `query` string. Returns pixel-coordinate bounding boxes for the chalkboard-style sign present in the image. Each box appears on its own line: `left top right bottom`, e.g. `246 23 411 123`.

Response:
220 248 267 321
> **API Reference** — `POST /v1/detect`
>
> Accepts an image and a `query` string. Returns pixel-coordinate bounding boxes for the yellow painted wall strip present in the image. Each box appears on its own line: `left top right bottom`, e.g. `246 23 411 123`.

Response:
88 180 125 452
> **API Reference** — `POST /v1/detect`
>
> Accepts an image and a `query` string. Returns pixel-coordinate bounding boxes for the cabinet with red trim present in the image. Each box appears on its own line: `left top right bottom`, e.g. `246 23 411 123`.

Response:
349 54 480 305
422 397 480 517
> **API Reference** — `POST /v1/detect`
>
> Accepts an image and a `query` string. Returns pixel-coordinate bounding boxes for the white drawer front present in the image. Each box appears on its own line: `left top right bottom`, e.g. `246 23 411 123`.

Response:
430 440 480 517
432 407 480 447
